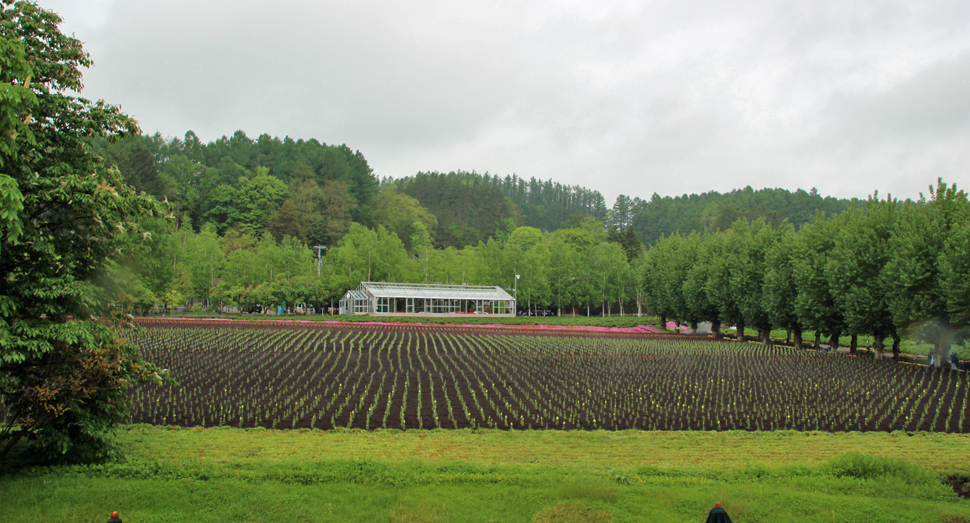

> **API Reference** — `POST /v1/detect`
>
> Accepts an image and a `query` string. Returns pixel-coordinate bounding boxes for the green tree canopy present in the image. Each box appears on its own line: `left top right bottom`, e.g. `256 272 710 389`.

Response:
1 1 168 462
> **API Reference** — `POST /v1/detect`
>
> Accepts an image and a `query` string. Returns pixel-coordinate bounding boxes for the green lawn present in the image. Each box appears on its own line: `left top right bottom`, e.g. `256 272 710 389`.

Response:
2 426 968 522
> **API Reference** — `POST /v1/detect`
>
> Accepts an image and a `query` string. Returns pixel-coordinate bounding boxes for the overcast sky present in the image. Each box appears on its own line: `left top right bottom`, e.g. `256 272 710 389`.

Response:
42 0 969 205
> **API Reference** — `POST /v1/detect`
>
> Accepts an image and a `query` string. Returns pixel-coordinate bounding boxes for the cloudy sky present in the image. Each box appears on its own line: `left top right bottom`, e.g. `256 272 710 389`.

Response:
43 0 969 205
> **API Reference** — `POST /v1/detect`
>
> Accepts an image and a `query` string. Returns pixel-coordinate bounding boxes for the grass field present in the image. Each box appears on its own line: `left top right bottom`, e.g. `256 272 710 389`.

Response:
2 426 969 522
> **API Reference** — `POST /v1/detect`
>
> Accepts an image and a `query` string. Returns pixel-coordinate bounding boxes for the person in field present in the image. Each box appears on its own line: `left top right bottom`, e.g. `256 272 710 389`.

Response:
107 511 123 523
951 352 967 371
705 502 733 523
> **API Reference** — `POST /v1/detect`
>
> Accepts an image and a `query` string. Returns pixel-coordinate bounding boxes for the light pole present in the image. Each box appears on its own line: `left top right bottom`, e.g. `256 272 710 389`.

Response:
314 245 327 276
514 274 520 314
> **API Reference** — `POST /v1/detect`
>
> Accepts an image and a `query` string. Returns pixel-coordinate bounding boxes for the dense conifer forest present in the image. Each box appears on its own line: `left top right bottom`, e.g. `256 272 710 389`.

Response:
96 132 861 245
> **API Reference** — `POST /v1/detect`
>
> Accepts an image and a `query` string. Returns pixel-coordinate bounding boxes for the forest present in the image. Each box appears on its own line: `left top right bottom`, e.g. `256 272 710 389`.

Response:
94 131 872 323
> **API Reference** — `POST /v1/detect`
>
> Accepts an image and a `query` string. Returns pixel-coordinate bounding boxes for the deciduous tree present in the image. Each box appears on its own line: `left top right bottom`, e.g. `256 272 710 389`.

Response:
1 1 168 462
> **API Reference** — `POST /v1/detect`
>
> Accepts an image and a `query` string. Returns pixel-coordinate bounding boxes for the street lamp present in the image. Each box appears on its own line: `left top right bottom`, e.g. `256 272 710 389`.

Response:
514 274 520 313
314 245 327 276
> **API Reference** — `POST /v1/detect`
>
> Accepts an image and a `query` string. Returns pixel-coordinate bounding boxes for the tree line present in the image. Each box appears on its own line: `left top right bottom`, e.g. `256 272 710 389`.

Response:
119 209 651 320
639 181 969 366
617 186 861 246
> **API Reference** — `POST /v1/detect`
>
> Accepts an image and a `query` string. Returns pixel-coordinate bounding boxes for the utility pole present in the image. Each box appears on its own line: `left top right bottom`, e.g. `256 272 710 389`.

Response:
314 245 327 276
514 274 520 314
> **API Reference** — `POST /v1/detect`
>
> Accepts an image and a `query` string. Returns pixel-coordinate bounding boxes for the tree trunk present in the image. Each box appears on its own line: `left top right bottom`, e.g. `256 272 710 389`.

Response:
786 330 791 344
872 333 885 360
712 322 722 339
0 430 25 462
736 322 745 342
849 334 858 355
892 337 901 360
829 333 839 352
760 329 772 345
690 320 698 335
660 314 666 329
814 331 821 350
793 328 803 349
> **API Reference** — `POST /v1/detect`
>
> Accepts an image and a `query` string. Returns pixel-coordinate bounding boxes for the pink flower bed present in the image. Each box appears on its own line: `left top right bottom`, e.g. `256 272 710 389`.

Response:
142 317 665 334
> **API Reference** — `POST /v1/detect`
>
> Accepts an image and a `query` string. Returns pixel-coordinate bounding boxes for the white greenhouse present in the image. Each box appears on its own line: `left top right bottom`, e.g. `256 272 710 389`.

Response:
338 282 515 317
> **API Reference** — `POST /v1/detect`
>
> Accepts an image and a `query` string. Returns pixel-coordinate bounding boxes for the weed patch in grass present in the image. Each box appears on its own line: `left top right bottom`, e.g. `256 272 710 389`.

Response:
533 500 613 523
388 496 448 523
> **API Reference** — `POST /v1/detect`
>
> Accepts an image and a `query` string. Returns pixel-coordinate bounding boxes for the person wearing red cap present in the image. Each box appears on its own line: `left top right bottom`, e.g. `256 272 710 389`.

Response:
705 502 732 523
107 511 123 523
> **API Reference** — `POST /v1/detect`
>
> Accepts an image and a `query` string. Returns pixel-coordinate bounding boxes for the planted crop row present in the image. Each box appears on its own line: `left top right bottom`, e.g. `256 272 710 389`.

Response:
127 321 970 432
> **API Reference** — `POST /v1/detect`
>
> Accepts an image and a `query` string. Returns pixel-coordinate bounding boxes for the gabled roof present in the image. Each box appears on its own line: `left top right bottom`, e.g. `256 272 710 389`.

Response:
359 281 513 301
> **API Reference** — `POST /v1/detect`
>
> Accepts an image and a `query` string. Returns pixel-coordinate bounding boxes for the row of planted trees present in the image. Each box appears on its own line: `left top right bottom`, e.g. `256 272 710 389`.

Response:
640 180 970 366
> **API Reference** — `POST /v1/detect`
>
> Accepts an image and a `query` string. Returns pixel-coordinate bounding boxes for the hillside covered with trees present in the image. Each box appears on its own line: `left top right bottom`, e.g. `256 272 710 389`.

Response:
87 130 884 329
97 132 861 248
618 187 861 245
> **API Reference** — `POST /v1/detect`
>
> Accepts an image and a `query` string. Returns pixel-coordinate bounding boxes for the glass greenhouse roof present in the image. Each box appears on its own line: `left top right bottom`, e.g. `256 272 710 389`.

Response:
359 282 513 301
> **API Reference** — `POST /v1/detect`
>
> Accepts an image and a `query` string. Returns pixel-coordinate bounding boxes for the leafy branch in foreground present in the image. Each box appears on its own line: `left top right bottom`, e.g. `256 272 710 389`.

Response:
0 0 170 463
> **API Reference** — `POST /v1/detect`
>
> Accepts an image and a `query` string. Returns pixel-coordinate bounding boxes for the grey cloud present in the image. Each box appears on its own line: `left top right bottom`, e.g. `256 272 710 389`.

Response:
828 53 970 139
41 0 970 204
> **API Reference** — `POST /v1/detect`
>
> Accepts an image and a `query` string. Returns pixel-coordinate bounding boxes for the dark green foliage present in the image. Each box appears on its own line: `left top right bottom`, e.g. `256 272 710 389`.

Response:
388 171 610 240
792 211 847 345
763 223 801 344
828 197 898 353
682 233 721 331
631 186 860 246
482 172 609 231
91 131 379 230
396 171 521 248
726 218 778 341
941 213 970 327
886 180 970 363
607 226 644 262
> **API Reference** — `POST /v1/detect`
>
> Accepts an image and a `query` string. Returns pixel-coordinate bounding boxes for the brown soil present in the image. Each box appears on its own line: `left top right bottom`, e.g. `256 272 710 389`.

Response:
947 476 970 500
127 322 970 433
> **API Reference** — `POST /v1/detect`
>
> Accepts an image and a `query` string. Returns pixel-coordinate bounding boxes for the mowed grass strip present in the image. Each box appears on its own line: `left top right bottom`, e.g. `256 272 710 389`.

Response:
119 425 970 476
4 427 970 522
